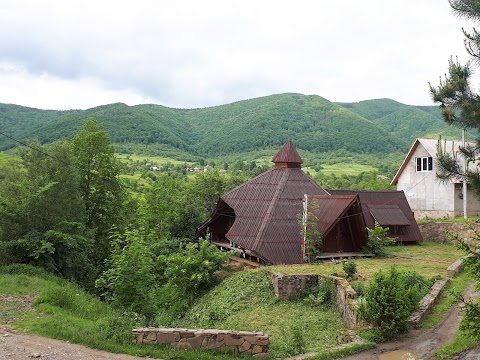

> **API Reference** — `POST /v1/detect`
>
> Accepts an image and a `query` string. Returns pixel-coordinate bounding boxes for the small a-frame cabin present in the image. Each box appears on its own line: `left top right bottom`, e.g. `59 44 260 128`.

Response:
329 190 423 243
304 194 369 255
197 139 328 264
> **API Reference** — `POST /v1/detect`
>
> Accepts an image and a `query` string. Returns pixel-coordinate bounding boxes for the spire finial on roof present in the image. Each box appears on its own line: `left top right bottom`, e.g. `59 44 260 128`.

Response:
272 139 303 166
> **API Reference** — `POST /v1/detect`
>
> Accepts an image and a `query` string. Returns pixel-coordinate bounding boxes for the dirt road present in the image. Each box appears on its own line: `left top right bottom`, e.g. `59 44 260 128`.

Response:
341 284 479 360
0 327 149 360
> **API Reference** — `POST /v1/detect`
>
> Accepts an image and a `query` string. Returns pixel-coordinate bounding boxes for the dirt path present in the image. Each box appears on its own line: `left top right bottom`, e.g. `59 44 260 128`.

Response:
0 326 153 360
341 284 479 360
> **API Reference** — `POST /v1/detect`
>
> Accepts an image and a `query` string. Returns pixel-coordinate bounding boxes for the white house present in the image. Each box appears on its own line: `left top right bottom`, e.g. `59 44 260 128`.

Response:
391 138 480 219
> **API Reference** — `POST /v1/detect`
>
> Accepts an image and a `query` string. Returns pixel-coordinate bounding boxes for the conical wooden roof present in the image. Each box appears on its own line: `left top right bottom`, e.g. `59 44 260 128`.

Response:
272 139 303 165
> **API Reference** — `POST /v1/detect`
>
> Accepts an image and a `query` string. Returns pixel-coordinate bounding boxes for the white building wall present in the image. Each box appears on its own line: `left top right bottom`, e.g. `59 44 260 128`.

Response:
453 183 480 216
396 145 455 219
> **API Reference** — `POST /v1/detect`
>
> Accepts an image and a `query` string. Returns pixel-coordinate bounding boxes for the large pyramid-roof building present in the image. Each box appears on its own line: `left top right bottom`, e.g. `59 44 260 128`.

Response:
197 139 328 264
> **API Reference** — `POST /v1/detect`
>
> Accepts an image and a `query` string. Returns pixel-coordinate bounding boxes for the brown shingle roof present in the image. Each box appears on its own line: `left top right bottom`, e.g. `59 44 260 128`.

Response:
308 195 358 236
272 139 303 165
369 204 410 226
223 166 327 264
328 190 423 242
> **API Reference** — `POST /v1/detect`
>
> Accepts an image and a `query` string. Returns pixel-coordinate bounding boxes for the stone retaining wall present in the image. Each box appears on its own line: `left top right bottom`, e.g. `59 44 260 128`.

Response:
271 273 318 300
409 278 450 327
271 273 359 327
132 328 269 357
332 276 359 328
418 222 480 243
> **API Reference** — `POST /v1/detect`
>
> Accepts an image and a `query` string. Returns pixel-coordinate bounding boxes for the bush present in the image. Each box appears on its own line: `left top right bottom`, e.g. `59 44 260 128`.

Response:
303 277 337 306
363 222 395 257
342 259 357 278
397 269 432 304
349 280 365 297
356 267 417 339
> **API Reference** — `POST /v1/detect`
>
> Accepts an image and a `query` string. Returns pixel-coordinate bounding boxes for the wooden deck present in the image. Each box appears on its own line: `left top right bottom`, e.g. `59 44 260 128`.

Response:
228 256 261 268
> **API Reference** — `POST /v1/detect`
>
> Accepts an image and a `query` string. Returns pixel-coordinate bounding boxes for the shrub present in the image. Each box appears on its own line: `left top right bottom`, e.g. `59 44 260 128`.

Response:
363 222 395 257
349 280 365 297
356 267 416 339
303 277 337 306
342 259 357 278
397 269 432 305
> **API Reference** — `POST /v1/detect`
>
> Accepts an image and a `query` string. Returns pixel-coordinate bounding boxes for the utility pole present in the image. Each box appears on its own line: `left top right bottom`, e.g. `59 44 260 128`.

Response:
463 128 467 219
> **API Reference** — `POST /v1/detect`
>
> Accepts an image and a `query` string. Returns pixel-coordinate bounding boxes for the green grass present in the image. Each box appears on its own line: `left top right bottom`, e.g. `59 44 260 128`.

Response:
176 269 348 357
269 242 463 281
417 216 480 223
431 335 479 359
304 163 377 177
427 272 480 359
117 154 194 166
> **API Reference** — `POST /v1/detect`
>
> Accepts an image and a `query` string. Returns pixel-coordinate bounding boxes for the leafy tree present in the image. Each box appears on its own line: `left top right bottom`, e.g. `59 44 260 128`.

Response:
0 140 95 288
139 173 186 237
299 198 323 263
95 228 158 319
72 118 125 268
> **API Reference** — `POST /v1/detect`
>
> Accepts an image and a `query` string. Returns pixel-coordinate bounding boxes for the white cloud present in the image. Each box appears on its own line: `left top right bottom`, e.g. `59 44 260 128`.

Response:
0 0 477 109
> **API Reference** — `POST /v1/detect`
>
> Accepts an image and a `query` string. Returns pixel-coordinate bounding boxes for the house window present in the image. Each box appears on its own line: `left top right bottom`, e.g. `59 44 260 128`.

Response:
416 156 433 171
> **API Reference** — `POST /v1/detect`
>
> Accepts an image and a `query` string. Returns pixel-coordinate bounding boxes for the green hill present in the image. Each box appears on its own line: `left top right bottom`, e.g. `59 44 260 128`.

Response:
0 94 461 159
337 98 464 142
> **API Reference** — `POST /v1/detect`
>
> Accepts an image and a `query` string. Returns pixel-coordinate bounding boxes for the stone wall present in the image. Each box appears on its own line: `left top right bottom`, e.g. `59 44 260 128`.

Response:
418 222 480 243
271 273 318 300
331 276 359 328
409 278 450 327
271 273 359 327
132 328 269 357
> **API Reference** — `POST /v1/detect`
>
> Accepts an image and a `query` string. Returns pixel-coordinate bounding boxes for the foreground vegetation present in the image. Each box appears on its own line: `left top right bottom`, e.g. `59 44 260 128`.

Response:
0 265 372 359
0 265 237 360
0 238 472 359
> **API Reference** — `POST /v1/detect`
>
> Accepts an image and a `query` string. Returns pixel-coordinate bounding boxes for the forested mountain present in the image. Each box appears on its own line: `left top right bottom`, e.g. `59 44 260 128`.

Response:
0 93 462 157
337 98 465 142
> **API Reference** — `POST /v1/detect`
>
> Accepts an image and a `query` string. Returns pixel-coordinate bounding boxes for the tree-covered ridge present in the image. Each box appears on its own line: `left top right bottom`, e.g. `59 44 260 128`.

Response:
0 93 449 157
338 98 465 142
183 93 406 155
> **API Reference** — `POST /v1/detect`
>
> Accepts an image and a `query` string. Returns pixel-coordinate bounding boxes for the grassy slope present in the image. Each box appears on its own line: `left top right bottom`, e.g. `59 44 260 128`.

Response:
176 269 346 356
0 265 238 360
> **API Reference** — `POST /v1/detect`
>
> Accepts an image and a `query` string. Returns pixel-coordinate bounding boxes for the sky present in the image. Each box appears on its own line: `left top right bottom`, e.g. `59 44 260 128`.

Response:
0 0 477 110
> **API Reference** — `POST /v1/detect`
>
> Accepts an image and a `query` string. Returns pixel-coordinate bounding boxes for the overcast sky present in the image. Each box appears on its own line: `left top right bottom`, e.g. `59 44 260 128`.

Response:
0 0 477 110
